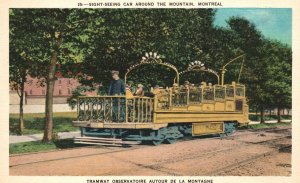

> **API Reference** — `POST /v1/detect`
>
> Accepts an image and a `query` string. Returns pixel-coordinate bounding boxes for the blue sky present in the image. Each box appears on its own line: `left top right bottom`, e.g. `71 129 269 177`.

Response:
214 8 292 46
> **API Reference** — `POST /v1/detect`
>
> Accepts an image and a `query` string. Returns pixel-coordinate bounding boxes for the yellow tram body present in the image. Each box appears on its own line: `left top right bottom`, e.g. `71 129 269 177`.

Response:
73 52 249 145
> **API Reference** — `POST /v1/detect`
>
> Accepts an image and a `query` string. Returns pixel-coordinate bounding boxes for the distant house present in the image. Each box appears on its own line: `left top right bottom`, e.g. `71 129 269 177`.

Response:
10 75 97 105
23 76 80 104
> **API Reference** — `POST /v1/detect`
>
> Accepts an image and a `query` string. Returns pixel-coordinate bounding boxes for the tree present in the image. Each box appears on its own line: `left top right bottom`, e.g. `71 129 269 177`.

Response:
226 17 268 122
262 40 292 122
9 49 29 135
10 9 37 135
226 17 291 122
9 9 105 142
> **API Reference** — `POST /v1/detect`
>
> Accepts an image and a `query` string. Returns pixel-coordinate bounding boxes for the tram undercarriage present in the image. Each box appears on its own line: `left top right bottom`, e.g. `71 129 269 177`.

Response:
74 121 239 146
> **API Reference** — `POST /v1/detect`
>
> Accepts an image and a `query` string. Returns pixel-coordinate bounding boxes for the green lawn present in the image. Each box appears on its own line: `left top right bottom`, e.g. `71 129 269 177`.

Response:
248 114 292 121
238 122 291 130
9 138 88 155
9 112 78 135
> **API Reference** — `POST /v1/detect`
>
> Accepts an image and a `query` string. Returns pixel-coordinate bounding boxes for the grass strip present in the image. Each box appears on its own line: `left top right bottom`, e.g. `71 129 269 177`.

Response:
10 112 78 135
238 122 291 130
9 138 88 155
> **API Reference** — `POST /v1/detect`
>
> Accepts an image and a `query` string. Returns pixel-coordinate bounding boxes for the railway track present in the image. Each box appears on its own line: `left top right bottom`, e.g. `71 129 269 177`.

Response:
9 127 291 169
9 144 149 168
207 144 292 175
222 126 291 139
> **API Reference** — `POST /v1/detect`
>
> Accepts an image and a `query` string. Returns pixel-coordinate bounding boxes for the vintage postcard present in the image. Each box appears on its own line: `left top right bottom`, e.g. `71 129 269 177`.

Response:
0 0 299 183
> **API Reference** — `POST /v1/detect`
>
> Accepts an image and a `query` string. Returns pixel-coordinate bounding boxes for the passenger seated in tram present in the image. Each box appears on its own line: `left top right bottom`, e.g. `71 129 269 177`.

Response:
184 80 190 88
125 81 135 98
135 84 145 96
126 83 132 91
189 83 196 91
126 88 134 99
152 85 160 95
179 84 185 90
172 83 180 94
200 81 207 87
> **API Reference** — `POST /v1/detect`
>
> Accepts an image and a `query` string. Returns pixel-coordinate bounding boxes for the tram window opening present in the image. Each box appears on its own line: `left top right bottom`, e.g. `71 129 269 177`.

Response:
236 87 244 97
226 86 234 98
203 88 214 101
215 86 225 100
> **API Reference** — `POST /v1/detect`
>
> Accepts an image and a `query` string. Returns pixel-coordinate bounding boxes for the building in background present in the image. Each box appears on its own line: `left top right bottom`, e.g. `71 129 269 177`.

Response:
10 75 97 105
24 76 80 105
9 74 99 113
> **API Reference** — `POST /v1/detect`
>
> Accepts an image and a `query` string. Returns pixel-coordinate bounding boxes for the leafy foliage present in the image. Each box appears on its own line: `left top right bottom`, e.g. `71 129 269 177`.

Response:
81 9 217 88
226 17 291 122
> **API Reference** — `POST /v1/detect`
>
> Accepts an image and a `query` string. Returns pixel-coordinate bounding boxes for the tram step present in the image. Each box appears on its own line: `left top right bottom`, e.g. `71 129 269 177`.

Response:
74 136 141 146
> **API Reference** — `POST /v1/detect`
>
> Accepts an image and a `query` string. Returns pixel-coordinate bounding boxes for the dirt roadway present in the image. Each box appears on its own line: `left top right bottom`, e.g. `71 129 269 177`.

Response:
9 126 291 176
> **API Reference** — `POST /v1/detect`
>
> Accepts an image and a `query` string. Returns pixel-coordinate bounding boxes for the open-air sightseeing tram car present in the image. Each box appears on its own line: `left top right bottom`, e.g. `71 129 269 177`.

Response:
73 52 249 146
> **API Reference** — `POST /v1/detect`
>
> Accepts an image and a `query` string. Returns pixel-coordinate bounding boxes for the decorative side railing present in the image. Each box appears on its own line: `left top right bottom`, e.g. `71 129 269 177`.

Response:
77 96 154 123
127 97 154 123
157 83 246 110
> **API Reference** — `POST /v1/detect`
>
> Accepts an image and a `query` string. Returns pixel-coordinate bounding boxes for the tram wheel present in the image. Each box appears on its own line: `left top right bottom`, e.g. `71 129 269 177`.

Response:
219 133 225 138
225 132 234 136
165 138 176 144
152 140 164 146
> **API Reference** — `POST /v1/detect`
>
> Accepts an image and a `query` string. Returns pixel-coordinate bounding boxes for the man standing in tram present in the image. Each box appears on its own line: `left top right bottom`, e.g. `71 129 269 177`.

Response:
108 70 125 95
108 70 126 122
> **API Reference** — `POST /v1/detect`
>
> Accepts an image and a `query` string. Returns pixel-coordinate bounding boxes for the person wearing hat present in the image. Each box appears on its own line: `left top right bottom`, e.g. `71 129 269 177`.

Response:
108 70 125 95
108 70 126 122
135 84 144 96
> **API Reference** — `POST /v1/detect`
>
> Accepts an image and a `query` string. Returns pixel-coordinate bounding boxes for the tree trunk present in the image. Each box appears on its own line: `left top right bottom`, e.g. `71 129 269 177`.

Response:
277 106 281 123
42 50 58 142
255 104 258 121
18 73 25 135
260 106 265 123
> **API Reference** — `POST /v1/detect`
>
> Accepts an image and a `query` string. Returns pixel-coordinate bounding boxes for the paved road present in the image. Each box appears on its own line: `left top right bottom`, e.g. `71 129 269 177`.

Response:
9 125 291 176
